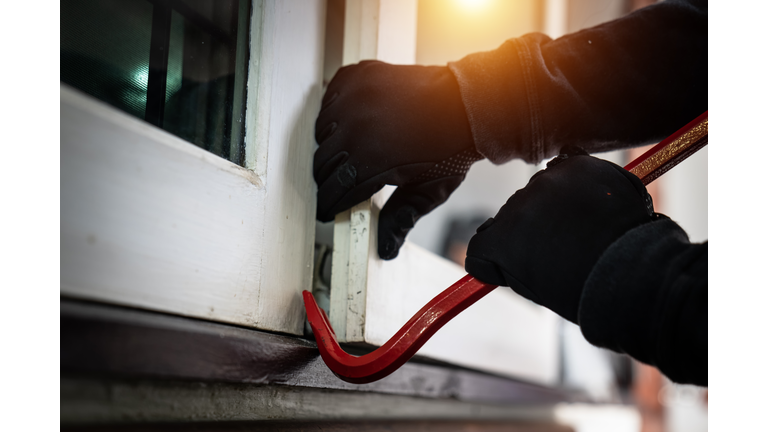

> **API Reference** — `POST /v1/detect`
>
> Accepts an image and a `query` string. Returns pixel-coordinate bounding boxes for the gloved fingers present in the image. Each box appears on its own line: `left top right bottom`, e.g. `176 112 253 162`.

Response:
546 145 590 169
316 162 434 223
604 162 655 216
319 89 339 113
321 62 362 101
318 60 382 116
324 61 380 89
464 256 542 306
314 151 348 187
314 98 341 147
377 175 464 260
465 218 545 306
464 215 506 285
313 92 360 181
316 165 381 222
315 85 354 146
463 153 658 324
541 155 653 219
315 72 354 148
464 255 506 286
526 146 589 187
313 121 347 183
315 119 338 144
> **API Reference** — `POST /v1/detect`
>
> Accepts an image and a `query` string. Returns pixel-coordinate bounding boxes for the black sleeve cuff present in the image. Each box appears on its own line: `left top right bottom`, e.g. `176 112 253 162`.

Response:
448 34 551 165
578 217 708 386
448 0 707 166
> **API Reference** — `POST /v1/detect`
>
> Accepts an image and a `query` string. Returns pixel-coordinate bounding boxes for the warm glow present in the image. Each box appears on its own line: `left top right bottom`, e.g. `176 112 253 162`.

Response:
417 0 537 67
455 0 491 11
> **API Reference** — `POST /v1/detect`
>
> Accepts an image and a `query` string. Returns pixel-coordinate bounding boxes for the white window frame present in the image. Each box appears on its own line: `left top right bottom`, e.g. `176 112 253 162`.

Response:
61 0 325 336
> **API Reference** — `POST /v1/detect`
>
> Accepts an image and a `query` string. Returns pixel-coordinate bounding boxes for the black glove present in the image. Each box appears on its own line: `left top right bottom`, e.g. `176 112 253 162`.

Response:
314 60 482 260
465 148 656 323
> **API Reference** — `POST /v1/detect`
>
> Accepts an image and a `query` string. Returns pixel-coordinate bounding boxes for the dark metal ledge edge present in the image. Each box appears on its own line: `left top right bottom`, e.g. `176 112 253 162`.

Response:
61 299 577 406
62 418 574 432
61 377 561 425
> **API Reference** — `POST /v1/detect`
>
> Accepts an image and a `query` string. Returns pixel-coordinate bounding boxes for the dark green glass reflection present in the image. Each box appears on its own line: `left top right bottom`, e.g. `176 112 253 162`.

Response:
60 0 251 166
61 0 153 119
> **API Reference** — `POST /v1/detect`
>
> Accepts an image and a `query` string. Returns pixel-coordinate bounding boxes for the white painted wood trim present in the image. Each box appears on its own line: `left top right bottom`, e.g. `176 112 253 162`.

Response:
329 0 381 343
330 0 419 343
61 85 269 327
247 0 325 331
61 0 326 335
341 0 381 65
244 0 269 177
544 0 569 40
377 0 418 65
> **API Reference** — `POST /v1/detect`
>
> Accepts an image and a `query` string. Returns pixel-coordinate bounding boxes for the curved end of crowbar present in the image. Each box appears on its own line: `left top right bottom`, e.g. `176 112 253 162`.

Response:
303 274 497 384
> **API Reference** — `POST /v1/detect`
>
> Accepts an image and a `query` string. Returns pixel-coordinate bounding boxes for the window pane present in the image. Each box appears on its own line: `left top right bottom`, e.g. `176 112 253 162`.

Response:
61 0 251 166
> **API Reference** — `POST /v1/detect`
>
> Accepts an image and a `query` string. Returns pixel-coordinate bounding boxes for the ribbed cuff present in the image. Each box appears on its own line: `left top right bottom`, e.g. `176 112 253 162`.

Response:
448 33 553 165
578 217 691 366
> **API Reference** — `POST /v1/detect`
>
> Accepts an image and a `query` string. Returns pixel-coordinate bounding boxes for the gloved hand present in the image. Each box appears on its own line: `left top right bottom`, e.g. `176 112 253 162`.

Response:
465 148 657 323
314 60 482 260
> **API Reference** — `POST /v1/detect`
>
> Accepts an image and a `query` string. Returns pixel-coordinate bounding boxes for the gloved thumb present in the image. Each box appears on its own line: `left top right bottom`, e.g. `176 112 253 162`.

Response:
377 176 464 260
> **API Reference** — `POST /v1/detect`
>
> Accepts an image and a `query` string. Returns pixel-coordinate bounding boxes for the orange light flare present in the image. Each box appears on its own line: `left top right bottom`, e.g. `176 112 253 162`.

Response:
455 0 492 12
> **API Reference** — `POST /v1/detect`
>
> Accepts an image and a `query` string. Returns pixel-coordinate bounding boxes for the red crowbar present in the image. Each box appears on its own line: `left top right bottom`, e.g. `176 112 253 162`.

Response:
303 111 708 384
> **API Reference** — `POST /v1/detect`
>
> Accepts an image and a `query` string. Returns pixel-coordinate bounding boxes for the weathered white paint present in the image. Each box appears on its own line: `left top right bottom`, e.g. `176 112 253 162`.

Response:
248 0 325 332
330 211 353 341
329 0 560 385
61 86 268 327
329 0 384 343
341 0 381 65
244 0 269 177
330 0 416 342
61 0 326 335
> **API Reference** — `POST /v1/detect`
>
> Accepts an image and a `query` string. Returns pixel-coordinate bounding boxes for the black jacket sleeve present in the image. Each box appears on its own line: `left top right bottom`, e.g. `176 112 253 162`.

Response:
578 217 707 386
447 0 707 165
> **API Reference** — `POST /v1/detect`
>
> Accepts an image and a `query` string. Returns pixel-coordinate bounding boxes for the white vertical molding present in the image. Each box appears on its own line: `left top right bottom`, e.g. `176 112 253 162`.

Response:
330 0 419 343
341 0 380 65
544 0 569 39
330 0 381 342
244 0 271 178
330 210 352 341
377 0 418 64
254 0 326 332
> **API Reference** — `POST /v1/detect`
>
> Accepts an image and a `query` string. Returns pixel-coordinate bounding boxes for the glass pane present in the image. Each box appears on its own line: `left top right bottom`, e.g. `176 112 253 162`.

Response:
60 0 251 166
